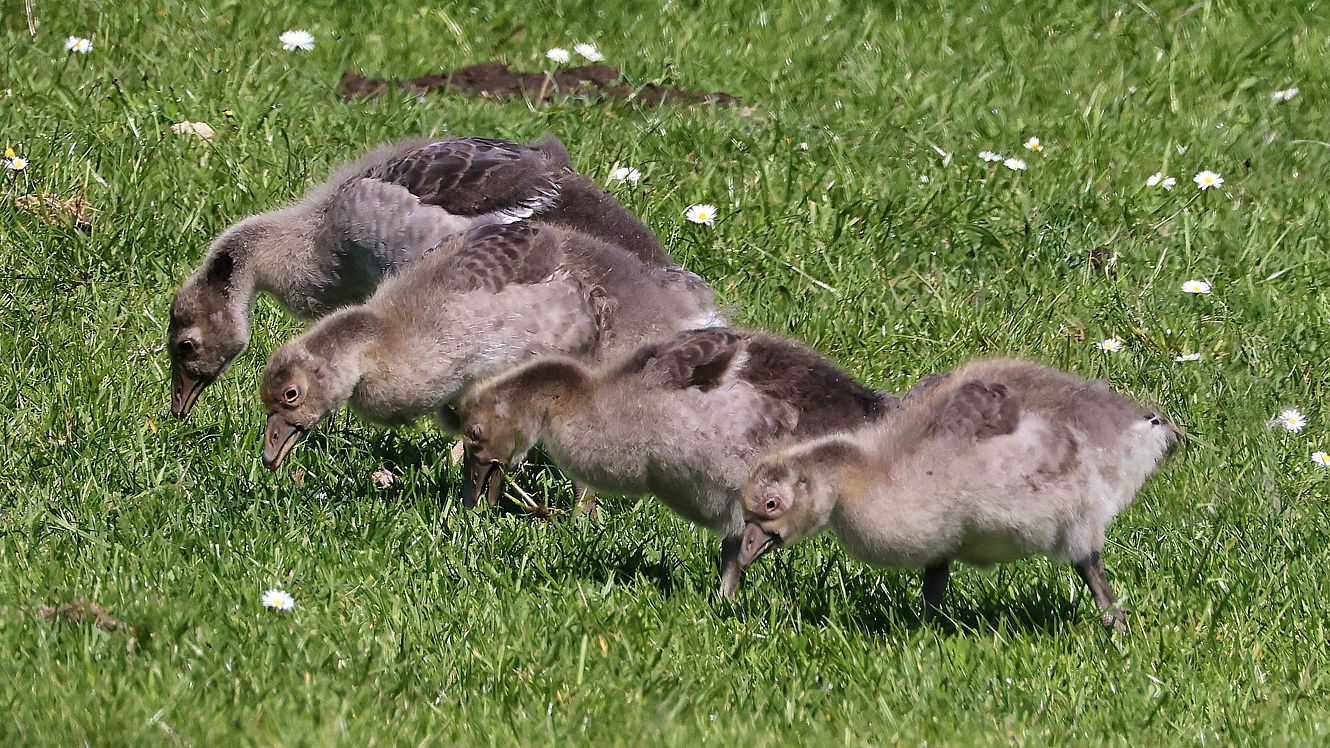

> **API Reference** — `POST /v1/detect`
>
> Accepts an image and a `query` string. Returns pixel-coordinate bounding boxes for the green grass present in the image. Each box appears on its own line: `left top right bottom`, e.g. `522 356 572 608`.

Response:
4 0 1330 744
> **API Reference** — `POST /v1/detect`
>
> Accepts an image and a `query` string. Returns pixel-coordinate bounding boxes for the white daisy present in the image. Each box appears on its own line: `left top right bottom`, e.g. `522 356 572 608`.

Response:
1023 136 1044 152
279 30 315 52
64 36 93 54
546 47 571 64
1181 279 1212 295
573 43 604 62
1312 451 1330 467
1174 352 1202 362
1193 170 1223 190
1271 87 1299 102
5 155 28 171
1003 157 1027 171
1275 408 1307 433
978 150 1004 163
608 166 641 184
797 142 809 151
261 588 296 611
684 203 717 226
1096 338 1124 353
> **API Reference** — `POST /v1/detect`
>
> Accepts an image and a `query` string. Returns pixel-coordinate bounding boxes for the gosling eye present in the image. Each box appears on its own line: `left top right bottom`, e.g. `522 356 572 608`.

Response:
756 493 785 518
176 339 197 356
282 386 301 405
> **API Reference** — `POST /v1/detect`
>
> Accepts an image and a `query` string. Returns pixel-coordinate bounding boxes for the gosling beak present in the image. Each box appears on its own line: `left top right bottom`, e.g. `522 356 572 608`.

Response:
737 521 780 569
171 368 208 419
461 448 505 510
262 414 306 470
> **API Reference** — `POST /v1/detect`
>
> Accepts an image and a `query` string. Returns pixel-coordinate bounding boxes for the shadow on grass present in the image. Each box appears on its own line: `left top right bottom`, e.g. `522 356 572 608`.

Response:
745 557 1097 638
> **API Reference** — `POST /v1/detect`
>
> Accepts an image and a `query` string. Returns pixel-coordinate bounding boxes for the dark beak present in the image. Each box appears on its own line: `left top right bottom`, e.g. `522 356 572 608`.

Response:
461 447 505 509
262 414 306 470
171 368 208 419
737 521 780 569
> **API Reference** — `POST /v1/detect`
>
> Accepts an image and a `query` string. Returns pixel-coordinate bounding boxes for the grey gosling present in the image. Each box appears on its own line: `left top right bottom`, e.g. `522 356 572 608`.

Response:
259 221 719 481
737 357 1178 631
169 134 669 418
457 327 898 597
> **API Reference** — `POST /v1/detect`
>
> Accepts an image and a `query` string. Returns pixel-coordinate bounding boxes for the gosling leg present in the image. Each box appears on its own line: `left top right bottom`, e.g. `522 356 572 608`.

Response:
921 561 950 623
1073 551 1127 632
572 481 599 520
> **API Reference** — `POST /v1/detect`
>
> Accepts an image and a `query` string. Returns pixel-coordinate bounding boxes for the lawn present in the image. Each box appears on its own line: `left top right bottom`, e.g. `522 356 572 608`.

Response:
3 0 1330 744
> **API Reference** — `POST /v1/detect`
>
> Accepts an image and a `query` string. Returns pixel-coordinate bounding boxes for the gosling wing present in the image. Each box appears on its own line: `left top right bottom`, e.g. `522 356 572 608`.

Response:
365 136 568 219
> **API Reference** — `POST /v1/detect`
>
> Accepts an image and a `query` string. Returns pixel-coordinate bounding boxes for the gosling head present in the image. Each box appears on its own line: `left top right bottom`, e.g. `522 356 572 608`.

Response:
457 358 589 509
738 439 857 569
457 382 547 510
258 342 362 470
167 251 250 419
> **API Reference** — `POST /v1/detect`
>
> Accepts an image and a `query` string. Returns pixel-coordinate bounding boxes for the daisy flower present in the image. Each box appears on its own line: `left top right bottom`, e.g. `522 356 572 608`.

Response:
1096 338 1124 353
1023 136 1044 152
1275 408 1306 433
64 36 93 54
1174 352 1202 362
1003 157 1027 171
546 47 571 64
573 43 604 62
279 30 315 52
1146 172 1177 189
1193 170 1223 190
5 151 28 171
608 166 641 184
261 588 296 611
1312 451 1330 467
978 150 1004 163
1181 279 1212 295
1271 87 1299 102
797 142 809 151
684 203 717 225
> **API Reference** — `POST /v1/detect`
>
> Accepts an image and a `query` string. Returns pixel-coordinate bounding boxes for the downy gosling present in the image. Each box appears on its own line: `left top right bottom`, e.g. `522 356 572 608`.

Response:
458 327 898 597
738 358 1178 631
260 221 718 471
169 134 669 418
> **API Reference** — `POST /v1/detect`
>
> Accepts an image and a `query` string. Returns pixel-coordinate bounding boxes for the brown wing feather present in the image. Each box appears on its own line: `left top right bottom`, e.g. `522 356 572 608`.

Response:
928 380 1021 440
613 328 744 391
737 335 895 439
364 137 563 216
441 223 562 293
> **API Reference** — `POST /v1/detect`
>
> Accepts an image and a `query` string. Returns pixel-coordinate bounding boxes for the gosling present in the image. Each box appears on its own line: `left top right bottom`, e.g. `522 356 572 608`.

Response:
737 357 1178 631
169 134 668 418
260 221 719 472
458 327 898 597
